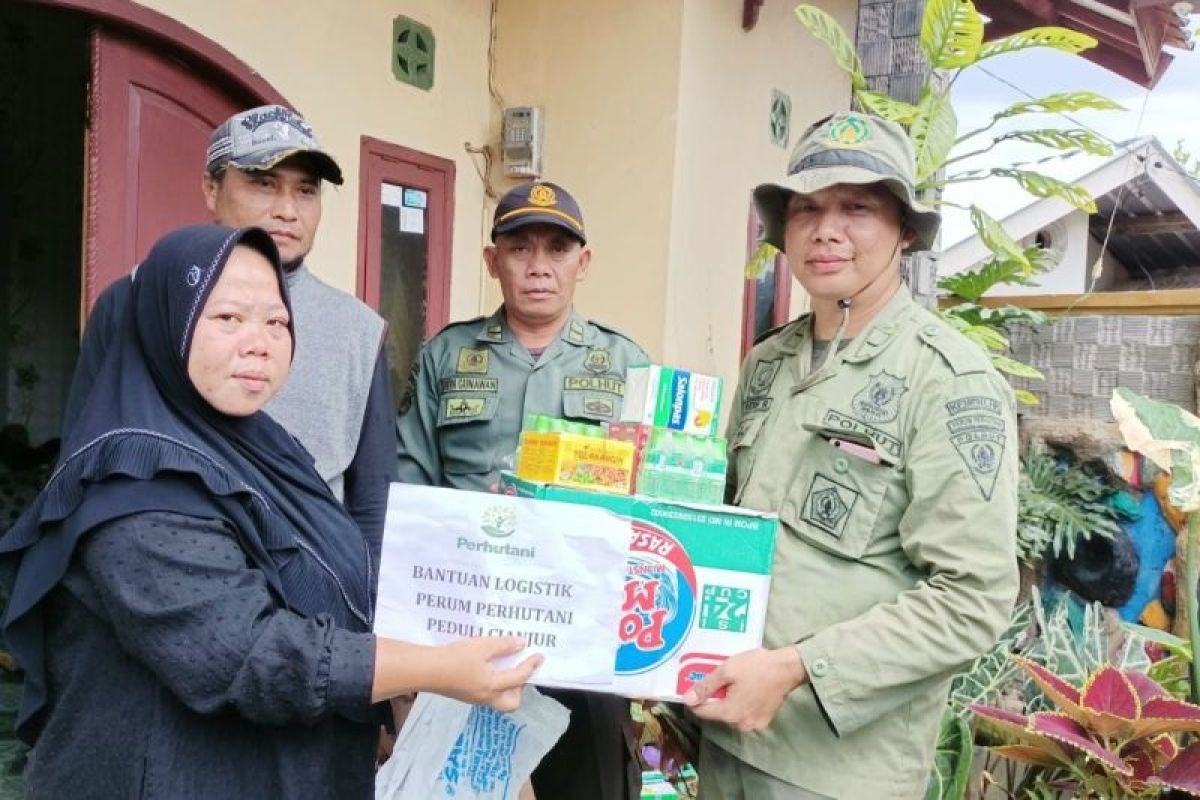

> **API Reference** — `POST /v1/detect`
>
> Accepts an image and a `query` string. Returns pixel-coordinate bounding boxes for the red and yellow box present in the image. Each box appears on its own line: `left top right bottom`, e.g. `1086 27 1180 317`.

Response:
516 432 635 494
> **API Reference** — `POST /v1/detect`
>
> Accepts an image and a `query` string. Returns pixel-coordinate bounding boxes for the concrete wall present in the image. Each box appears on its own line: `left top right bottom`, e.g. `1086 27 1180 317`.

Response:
662 0 855 376
489 0 686 359
1009 315 1200 418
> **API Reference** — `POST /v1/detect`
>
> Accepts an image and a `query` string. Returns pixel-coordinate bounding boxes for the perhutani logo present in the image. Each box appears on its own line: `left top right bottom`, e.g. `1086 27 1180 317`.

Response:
480 505 516 538
668 372 690 429
616 520 697 675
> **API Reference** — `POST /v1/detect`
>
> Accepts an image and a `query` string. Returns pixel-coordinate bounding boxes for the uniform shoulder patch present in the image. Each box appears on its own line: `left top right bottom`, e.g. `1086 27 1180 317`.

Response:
587 319 649 360
588 319 638 345
915 313 992 377
753 315 807 347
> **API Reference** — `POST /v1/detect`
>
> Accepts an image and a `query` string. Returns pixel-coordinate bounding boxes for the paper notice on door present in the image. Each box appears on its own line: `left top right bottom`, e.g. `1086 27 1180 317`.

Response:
399 206 425 234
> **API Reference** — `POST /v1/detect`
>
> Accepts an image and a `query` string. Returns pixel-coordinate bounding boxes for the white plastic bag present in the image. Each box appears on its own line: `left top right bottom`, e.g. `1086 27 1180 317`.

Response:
376 687 569 800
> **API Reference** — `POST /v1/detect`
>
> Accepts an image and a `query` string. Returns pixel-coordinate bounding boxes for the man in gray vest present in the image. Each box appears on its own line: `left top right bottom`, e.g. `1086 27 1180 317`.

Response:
62 105 396 569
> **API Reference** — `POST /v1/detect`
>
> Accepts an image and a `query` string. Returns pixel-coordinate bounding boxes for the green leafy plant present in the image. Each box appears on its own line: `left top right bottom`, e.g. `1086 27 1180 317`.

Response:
1023 588 1152 711
783 0 1127 403
972 657 1200 798
1016 448 1125 565
791 0 1118 205
926 589 1159 799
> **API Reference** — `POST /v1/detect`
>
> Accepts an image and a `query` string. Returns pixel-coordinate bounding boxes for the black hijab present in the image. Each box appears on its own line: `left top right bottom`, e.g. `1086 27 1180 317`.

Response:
0 224 373 742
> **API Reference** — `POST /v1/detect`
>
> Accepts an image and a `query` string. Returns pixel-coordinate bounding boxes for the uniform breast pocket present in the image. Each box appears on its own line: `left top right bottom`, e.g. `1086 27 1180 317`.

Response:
729 413 768 505
436 394 501 476
562 389 619 423
781 425 903 561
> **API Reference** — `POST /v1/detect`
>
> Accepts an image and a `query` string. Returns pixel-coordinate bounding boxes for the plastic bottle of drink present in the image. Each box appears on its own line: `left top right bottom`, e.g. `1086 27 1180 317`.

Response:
703 437 728 505
641 428 669 498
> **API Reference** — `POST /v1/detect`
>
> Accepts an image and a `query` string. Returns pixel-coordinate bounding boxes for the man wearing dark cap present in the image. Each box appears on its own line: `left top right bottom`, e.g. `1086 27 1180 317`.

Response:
682 112 1018 799
62 105 396 570
395 180 647 799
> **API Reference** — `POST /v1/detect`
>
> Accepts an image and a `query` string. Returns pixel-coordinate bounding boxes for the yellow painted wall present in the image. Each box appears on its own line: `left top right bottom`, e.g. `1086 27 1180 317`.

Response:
490 0 685 359
132 0 496 322
663 0 856 393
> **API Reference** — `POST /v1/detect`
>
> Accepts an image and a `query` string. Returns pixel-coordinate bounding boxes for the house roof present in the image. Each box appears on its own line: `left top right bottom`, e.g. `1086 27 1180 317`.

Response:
974 0 1195 88
939 137 1200 277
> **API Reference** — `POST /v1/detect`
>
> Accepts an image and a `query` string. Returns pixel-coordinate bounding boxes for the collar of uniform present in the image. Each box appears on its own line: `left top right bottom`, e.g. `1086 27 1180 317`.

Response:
475 307 510 343
841 286 916 364
770 315 813 356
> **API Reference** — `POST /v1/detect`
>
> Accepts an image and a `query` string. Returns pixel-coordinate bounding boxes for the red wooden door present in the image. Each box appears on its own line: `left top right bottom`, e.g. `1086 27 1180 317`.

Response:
84 27 254 312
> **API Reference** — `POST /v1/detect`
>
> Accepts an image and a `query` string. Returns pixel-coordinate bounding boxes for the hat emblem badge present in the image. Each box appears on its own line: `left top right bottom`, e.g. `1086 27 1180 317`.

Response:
828 115 871 147
529 184 557 207
186 265 202 287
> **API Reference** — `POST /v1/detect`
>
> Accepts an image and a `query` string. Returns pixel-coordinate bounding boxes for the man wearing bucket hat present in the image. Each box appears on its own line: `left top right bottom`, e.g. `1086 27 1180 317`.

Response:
395 180 648 800
684 112 1019 799
63 106 396 570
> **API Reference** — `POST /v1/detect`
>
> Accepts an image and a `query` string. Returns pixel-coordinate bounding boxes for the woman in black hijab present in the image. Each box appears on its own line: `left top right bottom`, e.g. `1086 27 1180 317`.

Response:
0 225 539 799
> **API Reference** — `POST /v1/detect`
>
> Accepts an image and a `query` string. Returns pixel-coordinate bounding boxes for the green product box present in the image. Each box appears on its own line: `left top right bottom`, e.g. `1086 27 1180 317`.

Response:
500 472 777 699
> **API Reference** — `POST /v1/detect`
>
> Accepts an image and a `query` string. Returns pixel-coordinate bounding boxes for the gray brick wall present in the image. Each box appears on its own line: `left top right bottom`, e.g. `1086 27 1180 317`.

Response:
1009 316 1200 419
856 0 928 105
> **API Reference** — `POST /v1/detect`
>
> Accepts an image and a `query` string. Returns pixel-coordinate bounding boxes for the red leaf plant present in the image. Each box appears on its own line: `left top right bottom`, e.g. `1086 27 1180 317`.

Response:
971 655 1200 798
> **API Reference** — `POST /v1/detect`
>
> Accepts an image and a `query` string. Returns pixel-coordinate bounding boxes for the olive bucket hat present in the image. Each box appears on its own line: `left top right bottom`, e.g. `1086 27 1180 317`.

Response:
754 111 940 253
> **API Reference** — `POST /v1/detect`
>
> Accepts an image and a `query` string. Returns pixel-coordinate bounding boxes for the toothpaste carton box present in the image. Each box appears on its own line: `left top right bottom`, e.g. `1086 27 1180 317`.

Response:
500 473 777 700
621 365 723 438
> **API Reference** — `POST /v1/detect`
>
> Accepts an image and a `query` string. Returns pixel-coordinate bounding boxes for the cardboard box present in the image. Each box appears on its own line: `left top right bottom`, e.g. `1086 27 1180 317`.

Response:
501 473 777 699
621 365 723 437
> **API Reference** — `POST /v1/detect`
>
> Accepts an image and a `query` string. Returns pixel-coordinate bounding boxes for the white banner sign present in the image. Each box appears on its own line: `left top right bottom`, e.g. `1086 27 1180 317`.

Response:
376 483 629 687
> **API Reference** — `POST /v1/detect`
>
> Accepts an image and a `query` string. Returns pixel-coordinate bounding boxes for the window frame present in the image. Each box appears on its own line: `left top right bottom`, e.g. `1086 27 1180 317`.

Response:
355 136 454 338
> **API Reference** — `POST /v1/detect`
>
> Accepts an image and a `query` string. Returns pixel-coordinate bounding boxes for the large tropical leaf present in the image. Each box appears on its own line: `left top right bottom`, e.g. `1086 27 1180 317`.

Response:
911 88 958 183
1111 387 1200 512
1014 389 1041 405
948 601 1034 714
922 710 973 800
920 0 984 68
977 26 1097 61
958 323 1010 353
1155 741 1200 796
795 5 866 89
996 91 1125 120
991 168 1097 213
937 257 1039 302
1002 128 1114 157
971 205 1030 267
992 355 1044 380
853 89 918 124
940 302 1050 328
1023 588 1151 712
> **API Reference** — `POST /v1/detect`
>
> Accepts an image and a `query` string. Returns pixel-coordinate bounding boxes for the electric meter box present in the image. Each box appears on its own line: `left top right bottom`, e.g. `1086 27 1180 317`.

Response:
503 106 544 178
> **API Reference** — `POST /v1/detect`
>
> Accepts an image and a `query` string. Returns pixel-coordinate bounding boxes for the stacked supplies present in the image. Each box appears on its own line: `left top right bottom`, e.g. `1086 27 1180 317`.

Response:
514 364 728 504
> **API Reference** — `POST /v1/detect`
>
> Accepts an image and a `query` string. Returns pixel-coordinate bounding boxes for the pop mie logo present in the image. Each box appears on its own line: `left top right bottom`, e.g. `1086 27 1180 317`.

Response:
616 521 697 675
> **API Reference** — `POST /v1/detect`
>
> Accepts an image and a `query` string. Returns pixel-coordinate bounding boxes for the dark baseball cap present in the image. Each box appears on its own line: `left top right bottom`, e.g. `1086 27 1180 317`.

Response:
206 104 344 186
491 181 586 244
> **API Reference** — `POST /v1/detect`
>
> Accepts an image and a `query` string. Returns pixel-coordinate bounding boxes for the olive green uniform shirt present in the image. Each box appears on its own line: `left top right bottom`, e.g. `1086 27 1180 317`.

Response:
395 307 649 491
704 288 1018 799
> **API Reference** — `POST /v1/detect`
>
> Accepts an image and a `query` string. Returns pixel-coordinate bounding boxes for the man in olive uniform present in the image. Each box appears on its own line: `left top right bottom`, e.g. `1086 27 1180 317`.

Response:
396 180 648 799
684 113 1019 799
